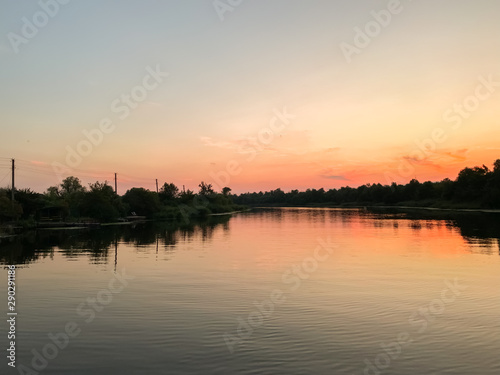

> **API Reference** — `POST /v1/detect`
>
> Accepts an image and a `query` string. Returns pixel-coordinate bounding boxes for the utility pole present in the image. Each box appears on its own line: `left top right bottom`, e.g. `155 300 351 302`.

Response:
156 179 159 193
114 173 117 194
11 159 14 202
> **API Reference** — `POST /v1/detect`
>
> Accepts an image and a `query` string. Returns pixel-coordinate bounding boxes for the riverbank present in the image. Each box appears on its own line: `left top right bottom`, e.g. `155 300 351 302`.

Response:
209 209 250 216
367 205 500 214
0 207 248 237
247 201 500 213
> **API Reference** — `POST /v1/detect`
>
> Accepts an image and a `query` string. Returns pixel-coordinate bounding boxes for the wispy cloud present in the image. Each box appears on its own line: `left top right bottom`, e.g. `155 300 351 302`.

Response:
200 136 242 151
396 147 471 172
200 130 313 156
320 174 350 181
318 166 350 181
30 160 49 166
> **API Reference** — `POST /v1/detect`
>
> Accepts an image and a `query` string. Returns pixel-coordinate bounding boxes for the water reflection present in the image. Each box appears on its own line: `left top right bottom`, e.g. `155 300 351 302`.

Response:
0 215 231 265
246 207 500 255
1 208 499 375
366 207 500 255
1 208 499 266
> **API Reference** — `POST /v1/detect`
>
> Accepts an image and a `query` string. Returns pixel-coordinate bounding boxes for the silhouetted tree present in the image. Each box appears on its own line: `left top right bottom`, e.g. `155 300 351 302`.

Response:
233 159 500 209
454 165 489 201
123 188 161 217
80 182 124 222
178 189 195 204
159 182 179 201
45 176 86 218
198 181 214 196
60 176 86 195
0 189 22 221
12 188 43 220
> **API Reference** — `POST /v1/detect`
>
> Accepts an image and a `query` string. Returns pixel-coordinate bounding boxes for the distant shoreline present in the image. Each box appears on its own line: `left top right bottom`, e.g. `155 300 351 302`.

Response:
367 205 500 214
249 204 500 214
208 209 249 216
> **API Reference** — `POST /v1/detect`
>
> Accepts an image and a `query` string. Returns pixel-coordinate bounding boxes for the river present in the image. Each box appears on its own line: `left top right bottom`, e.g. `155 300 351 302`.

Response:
1 208 499 374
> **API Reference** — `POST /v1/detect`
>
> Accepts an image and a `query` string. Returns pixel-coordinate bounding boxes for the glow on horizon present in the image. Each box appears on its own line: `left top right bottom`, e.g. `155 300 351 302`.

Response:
0 0 499 194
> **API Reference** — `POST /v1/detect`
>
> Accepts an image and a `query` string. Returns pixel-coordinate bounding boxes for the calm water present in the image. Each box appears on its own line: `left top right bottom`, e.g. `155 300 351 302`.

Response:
1 208 499 375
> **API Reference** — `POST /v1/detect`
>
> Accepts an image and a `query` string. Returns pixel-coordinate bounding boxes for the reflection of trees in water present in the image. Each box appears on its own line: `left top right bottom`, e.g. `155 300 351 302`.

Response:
366 207 500 255
0 228 118 265
123 216 230 249
463 237 498 255
168 216 230 247
0 231 54 265
0 216 231 265
2 209 499 265
55 227 119 263
253 207 500 255
452 215 500 255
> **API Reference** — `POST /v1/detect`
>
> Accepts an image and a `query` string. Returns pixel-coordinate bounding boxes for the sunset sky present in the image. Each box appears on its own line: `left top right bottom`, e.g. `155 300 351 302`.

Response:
1 0 499 194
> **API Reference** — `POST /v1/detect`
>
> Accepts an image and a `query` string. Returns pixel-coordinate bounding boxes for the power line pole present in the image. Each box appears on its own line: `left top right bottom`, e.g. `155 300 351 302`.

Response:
156 179 159 193
11 159 14 202
114 173 117 194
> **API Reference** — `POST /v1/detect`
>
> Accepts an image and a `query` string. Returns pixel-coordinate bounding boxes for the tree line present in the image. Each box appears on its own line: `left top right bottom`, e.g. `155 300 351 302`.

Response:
233 159 500 209
1 159 499 225
0 178 243 225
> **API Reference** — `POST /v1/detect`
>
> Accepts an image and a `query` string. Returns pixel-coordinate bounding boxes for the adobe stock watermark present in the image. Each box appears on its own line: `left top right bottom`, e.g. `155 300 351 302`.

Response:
51 64 169 180
213 0 243 22
209 107 296 190
7 0 71 54
16 269 134 375
223 237 337 354
178 106 295 224
361 278 467 375
384 74 499 183
340 0 411 63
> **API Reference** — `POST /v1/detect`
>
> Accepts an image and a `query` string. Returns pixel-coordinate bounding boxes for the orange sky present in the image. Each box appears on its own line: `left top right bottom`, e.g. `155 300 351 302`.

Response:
1 1 499 194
